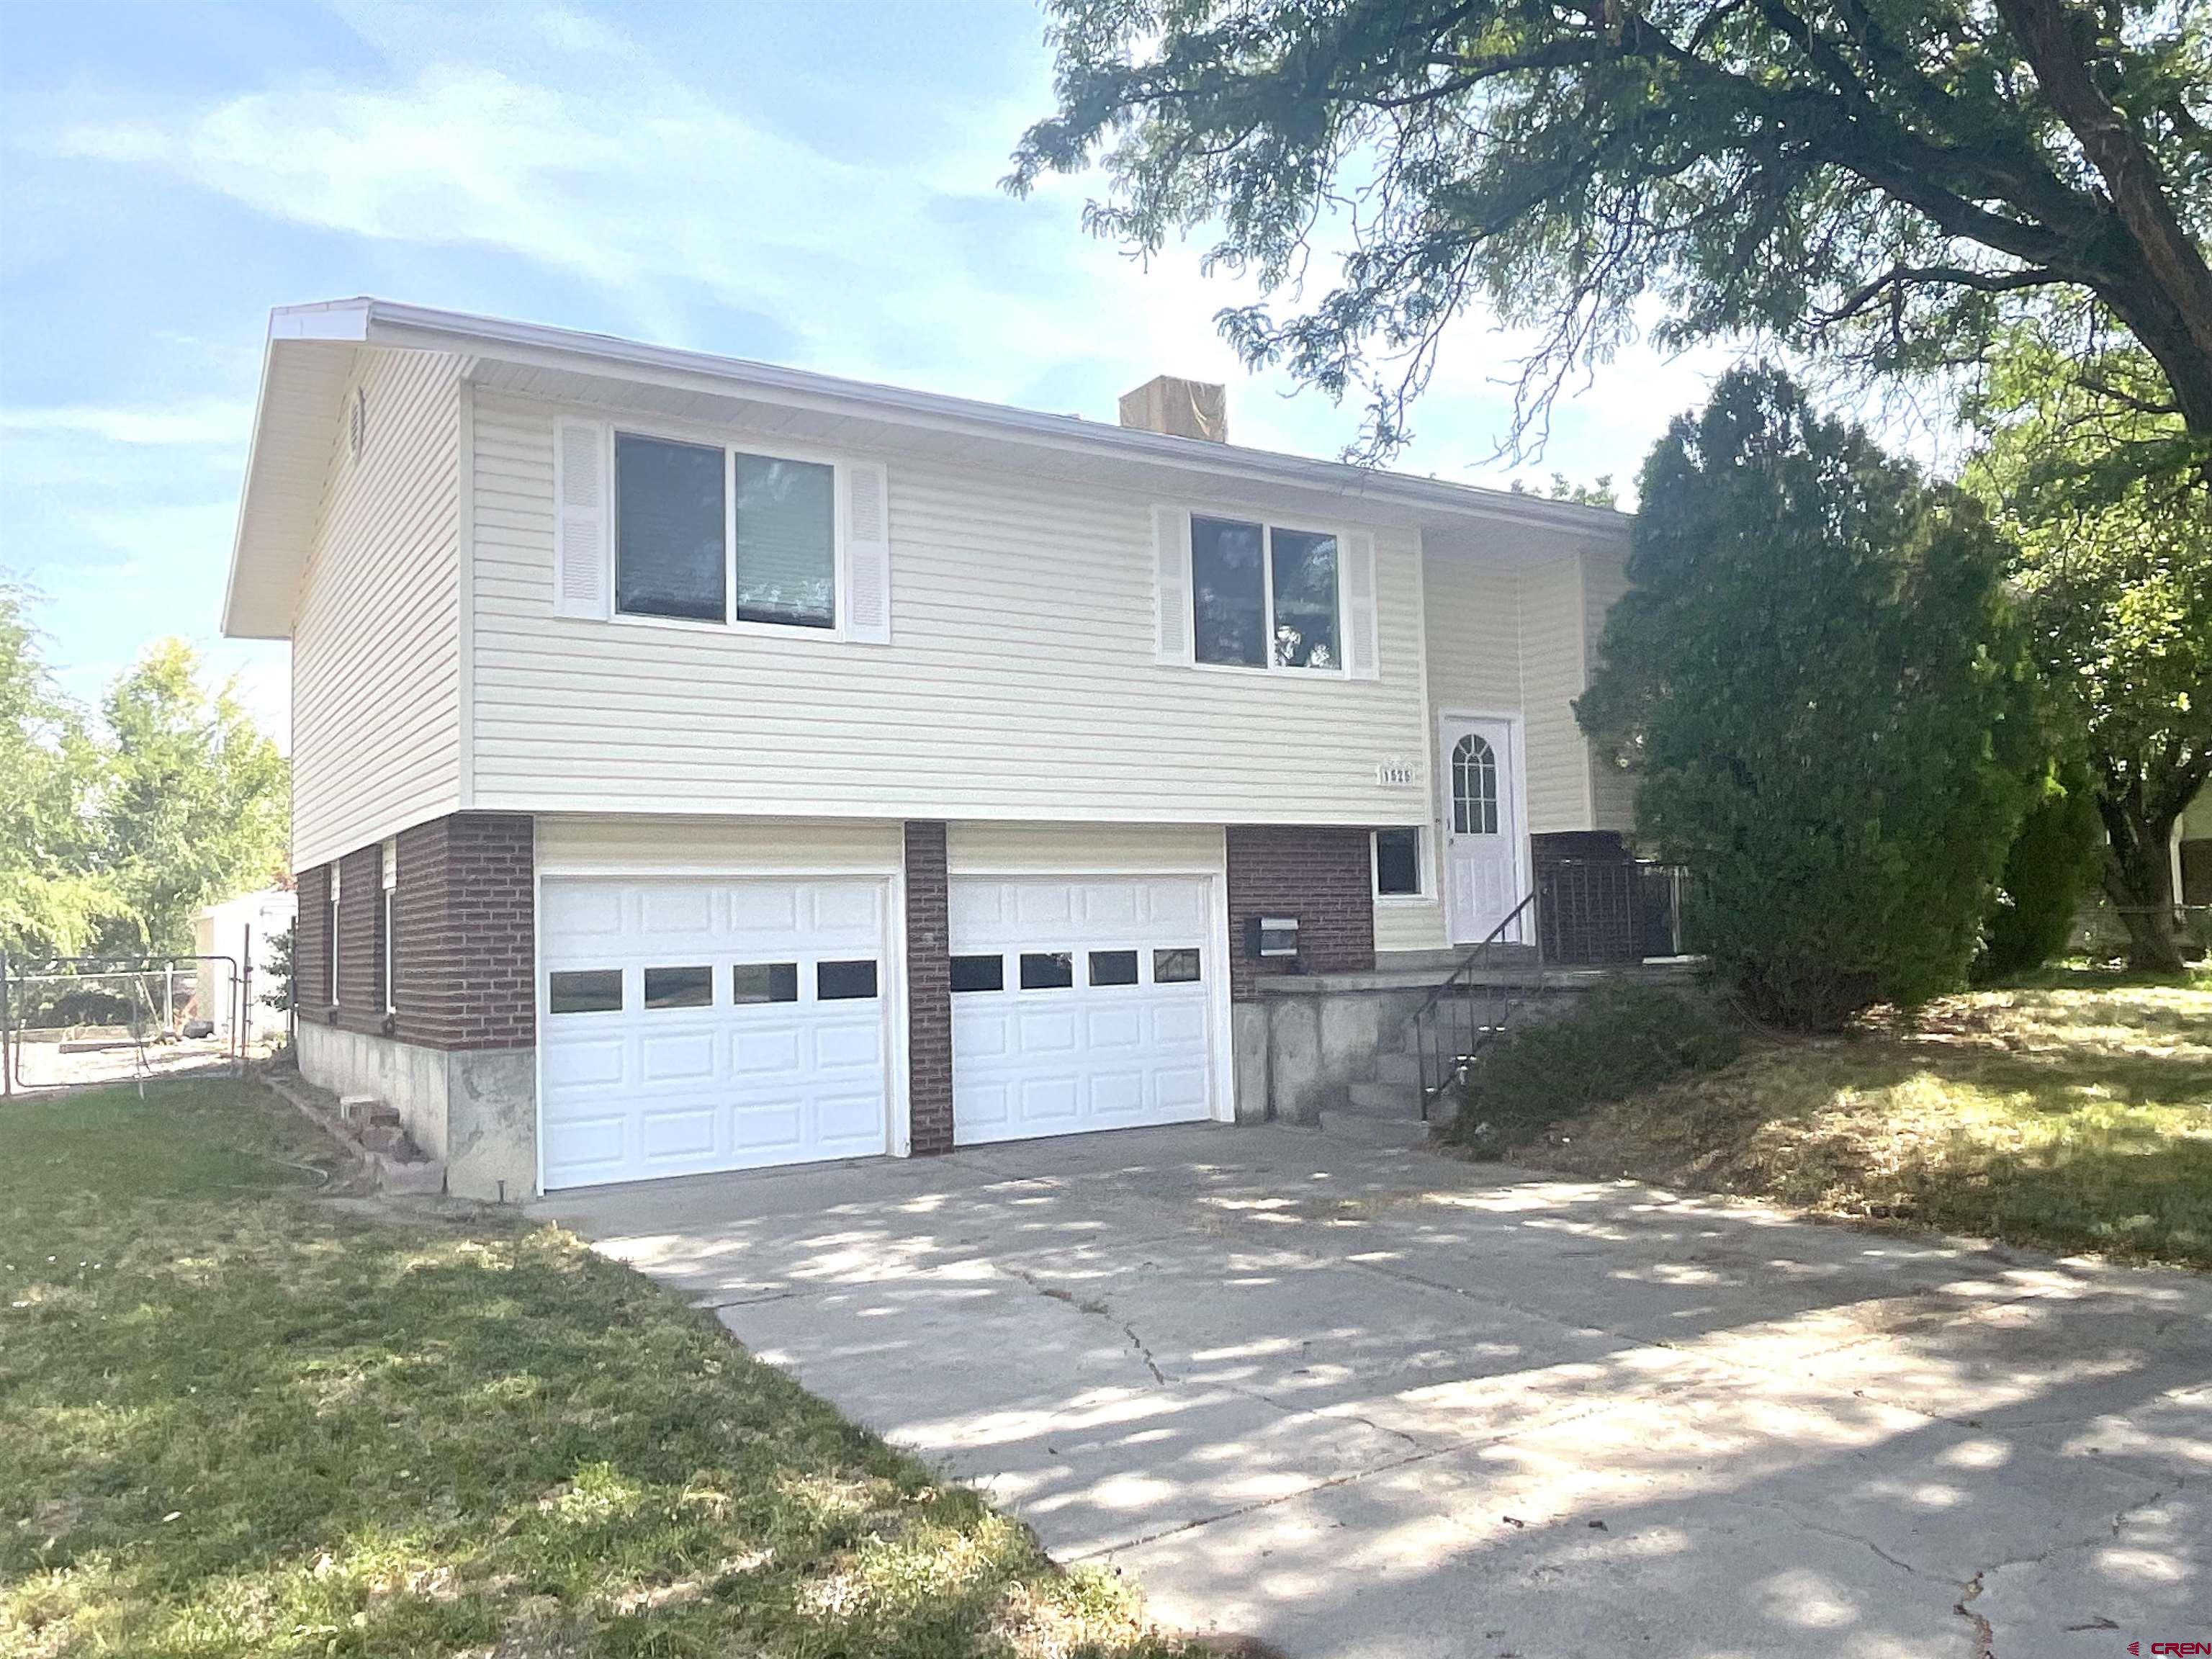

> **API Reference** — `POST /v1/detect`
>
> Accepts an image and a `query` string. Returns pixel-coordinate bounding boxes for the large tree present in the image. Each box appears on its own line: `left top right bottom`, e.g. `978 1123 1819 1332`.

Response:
1965 336 2212 969
1011 0 2211 460
0 580 110 961
1577 368 2039 1027
95 639 289 956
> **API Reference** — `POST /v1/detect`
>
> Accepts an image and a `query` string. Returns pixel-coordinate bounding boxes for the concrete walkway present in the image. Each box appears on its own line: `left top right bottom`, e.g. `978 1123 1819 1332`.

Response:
534 1125 2210 1658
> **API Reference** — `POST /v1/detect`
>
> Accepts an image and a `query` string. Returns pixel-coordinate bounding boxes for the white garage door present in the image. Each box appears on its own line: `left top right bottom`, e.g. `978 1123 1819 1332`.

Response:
950 875 1216 1146
539 877 891 1189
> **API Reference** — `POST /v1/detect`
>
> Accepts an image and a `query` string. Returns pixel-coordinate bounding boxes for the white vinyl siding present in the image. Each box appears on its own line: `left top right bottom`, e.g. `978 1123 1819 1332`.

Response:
1580 545 1637 835
1515 554 1591 836
536 814 902 874
947 822 1224 876
469 393 1429 826
291 349 465 869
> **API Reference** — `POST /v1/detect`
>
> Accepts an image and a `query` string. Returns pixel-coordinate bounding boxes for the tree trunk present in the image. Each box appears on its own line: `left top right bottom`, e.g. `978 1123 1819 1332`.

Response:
2095 788 2185 973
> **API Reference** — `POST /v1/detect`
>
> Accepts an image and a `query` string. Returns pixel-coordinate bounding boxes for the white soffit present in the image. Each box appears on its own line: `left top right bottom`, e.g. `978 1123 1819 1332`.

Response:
223 297 1629 640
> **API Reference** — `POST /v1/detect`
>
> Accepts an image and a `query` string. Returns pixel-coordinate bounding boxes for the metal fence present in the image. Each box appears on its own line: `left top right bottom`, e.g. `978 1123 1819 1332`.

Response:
1534 859 1689 965
1 953 248 1096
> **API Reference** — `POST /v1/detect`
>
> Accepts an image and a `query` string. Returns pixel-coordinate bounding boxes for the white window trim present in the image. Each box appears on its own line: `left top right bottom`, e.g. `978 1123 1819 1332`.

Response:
1371 825 1431 904
1187 511 1350 678
608 420 853 642
327 866 341 1007
381 839 397 1015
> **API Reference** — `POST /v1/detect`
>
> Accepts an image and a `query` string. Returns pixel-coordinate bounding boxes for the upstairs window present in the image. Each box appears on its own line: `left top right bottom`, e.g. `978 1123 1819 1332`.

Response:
1190 515 1341 671
616 433 725 621
613 432 837 631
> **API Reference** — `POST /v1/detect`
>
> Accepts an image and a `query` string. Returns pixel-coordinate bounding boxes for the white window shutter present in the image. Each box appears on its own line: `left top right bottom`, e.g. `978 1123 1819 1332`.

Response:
1153 505 1192 664
842 461 892 644
553 419 610 619
1345 530 1380 679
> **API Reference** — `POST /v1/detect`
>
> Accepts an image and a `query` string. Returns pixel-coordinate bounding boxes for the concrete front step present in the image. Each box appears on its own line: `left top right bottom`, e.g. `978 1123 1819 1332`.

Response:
1347 1078 1420 1114
1373 1051 1423 1087
1316 1110 1432 1148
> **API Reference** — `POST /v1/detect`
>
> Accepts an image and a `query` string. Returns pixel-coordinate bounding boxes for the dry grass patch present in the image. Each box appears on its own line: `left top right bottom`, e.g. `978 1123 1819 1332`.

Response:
1516 971 2212 1267
0 1078 1200 1659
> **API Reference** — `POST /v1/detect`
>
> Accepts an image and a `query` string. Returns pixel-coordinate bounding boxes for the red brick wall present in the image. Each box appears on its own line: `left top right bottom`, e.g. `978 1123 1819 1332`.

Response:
329 843 387 1033
904 820 954 1155
392 812 536 1051
1226 826 1377 1000
296 813 533 1050
296 863 331 1015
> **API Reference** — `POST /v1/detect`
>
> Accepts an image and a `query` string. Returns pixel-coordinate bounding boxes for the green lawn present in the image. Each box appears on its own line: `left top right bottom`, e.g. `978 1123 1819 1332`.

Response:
1516 970 2212 1268
0 1079 1191 1658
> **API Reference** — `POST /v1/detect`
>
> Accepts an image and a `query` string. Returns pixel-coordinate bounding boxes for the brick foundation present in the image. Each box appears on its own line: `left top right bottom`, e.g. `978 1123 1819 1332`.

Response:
1226 826 1377 999
904 820 954 1155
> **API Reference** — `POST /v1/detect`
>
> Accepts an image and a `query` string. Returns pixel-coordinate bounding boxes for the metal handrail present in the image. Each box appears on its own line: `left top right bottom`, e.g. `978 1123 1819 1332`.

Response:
1411 891 1542 1120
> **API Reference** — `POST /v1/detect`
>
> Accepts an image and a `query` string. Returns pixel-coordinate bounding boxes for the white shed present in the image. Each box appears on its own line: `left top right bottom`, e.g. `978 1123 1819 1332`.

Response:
192 886 297 1043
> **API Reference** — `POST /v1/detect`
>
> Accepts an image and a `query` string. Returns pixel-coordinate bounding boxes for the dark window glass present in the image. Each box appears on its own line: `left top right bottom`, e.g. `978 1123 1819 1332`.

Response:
735 453 835 628
1270 528 1339 668
1153 948 1202 984
730 962 799 1004
1191 516 1266 667
950 953 1004 992
1375 827 1421 896
616 432 725 621
1019 951 1075 989
549 968 623 1014
1088 949 1140 986
643 965 712 1009
817 959 879 1000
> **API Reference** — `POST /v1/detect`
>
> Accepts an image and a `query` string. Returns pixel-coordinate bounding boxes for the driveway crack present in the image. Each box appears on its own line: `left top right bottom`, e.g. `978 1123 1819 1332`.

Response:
1004 1264 1172 1388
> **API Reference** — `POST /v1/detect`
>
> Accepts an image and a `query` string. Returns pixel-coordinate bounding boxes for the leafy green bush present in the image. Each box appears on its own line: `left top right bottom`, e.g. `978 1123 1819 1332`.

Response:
1977 762 2103 982
1576 368 2041 1029
1447 983 1742 1158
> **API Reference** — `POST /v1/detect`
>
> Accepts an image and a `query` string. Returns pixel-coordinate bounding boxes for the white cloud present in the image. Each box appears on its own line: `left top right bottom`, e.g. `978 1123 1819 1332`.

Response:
0 396 251 446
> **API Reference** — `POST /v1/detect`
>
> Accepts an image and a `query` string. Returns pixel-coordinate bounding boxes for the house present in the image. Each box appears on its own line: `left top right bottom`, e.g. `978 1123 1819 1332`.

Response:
191 884 297 1044
222 298 1640 1200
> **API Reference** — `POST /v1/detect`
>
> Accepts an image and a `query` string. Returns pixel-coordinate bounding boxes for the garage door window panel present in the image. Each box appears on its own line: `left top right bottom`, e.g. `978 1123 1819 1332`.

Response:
1020 951 1075 990
817 959 879 1000
730 962 799 1005
1153 948 1202 984
950 954 1004 992
549 969 624 1014
1088 950 1139 987
643 966 713 1009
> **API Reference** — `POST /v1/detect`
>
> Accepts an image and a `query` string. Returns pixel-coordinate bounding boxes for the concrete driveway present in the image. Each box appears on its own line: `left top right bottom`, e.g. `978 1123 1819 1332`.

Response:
535 1125 2210 1658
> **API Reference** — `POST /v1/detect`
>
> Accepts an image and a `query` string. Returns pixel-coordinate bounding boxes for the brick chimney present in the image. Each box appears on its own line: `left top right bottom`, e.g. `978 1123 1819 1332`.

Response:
1118 375 1228 443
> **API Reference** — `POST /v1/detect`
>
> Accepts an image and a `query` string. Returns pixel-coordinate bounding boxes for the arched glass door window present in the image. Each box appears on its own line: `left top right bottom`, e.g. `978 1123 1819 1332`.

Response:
1452 734 1499 835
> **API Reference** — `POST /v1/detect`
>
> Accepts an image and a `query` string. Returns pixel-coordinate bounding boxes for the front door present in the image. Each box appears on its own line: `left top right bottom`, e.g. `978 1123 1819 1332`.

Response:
1441 716 1524 944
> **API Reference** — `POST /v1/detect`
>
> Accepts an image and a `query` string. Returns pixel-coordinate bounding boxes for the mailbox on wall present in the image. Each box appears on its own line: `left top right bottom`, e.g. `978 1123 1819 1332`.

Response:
1244 914 1300 961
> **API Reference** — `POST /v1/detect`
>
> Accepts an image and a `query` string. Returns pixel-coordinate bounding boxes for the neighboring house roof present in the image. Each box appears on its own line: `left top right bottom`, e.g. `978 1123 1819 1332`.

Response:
224 297 1629 640
194 886 299 927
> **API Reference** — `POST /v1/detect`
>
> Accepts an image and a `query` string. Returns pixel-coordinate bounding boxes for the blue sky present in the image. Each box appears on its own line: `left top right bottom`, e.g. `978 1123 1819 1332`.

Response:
0 0 1725 745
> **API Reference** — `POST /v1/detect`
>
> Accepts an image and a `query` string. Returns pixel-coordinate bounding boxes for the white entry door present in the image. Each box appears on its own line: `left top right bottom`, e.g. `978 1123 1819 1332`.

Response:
949 876 1215 1146
539 876 891 1189
1441 716 1525 943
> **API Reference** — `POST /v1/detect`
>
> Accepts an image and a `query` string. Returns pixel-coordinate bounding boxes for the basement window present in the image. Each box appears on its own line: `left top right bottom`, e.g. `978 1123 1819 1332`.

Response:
1373 827 1423 899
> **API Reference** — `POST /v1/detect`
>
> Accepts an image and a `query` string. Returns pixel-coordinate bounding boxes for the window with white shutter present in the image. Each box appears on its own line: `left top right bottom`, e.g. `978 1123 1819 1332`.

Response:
1344 531 1380 679
1160 507 1373 678
1153 505 1191 663
840 461 891 644
554 419 611 619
